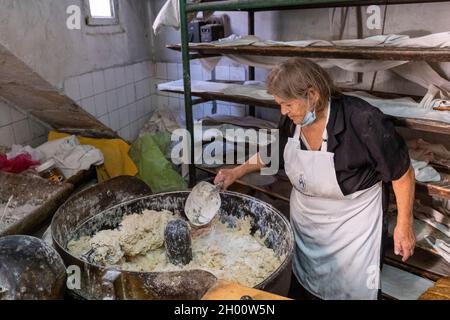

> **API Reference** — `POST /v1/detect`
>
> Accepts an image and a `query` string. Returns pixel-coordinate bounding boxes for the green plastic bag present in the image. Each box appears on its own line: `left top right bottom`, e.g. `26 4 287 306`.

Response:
130 133 188 193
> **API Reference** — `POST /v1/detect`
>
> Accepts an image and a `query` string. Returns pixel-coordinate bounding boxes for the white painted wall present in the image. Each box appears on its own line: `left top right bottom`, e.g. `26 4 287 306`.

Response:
0 0 156 146
0 0 151 87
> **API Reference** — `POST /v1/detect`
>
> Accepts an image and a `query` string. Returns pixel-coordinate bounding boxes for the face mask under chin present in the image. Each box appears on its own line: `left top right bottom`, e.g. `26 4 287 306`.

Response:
299 97 317 128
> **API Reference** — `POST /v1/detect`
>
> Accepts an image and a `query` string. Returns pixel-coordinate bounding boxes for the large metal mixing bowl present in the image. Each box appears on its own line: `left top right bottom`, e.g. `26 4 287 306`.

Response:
51 190 294 300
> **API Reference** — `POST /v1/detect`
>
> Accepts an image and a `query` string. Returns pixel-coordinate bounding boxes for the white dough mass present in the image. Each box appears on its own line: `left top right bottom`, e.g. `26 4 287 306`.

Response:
67 210 283 287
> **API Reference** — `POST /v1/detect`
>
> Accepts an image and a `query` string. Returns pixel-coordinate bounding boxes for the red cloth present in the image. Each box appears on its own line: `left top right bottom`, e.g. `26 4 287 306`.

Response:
0 154 40 174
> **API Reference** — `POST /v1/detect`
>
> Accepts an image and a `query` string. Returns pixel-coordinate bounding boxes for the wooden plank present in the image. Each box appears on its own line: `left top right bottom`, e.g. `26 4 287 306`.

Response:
415 172 450 199
167 44 450 62
419 277 450 300
393 117 450 135
433 106 450 111
186 0 447 12
202 280 291 300
416 179 450 199
0 43 117 139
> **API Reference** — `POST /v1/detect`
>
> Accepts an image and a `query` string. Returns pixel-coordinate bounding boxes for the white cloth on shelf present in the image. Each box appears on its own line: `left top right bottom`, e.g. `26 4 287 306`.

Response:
418 84 450 110
345 91 450 124
393 62 450 93
152 0 212 35
318 58 407 72
195 33 450 109
256 34 410 47
36 136 104 179
139 108 182 135
411 159 441 182
153 0 181 34
225 56 450 109
158 79 274 100
198 32 450 48
425 237 450 264
158 80 450 124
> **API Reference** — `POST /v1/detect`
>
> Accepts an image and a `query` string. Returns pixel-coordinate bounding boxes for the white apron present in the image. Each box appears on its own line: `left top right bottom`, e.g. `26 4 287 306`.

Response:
284 108 383 300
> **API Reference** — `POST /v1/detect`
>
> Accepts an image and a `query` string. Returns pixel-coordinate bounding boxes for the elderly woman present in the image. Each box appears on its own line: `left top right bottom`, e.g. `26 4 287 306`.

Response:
215 58 416 300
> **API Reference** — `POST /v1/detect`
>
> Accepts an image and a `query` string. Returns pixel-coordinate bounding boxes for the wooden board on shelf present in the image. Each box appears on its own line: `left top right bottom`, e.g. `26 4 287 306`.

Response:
392 117 450 135
167 43 450 62
202 280 291 300
416 179 450 199
185 0 448 13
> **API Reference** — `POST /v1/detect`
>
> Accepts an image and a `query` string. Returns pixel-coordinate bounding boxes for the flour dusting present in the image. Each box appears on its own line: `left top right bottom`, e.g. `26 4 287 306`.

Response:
67 210 283 287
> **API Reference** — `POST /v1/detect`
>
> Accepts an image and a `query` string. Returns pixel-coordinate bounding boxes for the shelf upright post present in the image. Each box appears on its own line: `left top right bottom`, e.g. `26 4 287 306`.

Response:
248 10 256 117
180 0 197 187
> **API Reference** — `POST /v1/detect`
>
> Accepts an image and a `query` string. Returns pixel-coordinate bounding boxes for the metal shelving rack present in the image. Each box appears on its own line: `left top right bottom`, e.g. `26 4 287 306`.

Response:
178 0 450 186
175 0 450 282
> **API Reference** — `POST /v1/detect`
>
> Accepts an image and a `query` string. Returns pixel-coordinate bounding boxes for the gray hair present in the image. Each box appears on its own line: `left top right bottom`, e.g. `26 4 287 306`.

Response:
266 58 338 111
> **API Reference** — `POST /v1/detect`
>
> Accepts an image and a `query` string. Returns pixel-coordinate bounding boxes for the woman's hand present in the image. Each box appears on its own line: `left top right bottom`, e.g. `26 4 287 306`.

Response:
392 166 416 262
214 168 241 190
393 222 416 262
214 153 266 190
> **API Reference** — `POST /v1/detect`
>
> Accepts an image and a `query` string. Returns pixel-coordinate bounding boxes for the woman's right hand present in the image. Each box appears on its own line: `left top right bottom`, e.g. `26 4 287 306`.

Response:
214 168 241 190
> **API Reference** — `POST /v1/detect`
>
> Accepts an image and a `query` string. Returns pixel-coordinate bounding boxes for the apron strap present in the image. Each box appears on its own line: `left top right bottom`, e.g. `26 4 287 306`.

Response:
321 105 331 151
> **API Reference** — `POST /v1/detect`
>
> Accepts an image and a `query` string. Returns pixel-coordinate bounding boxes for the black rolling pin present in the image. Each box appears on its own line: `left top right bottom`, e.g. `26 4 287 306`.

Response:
164 219 193 266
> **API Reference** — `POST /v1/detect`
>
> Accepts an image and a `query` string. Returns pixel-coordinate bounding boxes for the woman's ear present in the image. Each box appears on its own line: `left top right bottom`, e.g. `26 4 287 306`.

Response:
307 88 320 105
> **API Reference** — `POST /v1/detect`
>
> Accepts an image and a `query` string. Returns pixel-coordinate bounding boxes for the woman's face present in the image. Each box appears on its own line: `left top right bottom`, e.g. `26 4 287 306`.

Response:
274 95 309 125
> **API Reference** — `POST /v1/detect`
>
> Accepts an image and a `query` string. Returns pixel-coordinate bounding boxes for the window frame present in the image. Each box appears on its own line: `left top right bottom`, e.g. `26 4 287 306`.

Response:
85 0 119 27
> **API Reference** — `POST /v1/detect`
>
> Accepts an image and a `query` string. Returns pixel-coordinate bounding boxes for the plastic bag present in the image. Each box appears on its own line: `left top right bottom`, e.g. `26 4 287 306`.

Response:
0 154 40 174
129 133 187 193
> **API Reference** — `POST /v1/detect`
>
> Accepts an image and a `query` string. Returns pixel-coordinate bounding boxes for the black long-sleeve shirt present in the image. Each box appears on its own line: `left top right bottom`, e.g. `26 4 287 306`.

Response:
276 93 411 196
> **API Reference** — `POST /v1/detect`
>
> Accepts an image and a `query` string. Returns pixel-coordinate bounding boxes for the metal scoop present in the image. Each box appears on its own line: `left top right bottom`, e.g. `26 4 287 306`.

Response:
185 181 223 227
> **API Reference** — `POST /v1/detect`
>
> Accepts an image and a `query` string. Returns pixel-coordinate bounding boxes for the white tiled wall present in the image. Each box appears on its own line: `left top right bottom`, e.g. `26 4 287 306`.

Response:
0 60 264 149
64 60 156 142
153 61 248 121
0 99 48 148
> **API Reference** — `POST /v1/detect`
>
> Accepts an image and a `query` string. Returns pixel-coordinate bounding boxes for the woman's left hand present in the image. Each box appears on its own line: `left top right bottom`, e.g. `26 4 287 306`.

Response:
393 223 416 262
